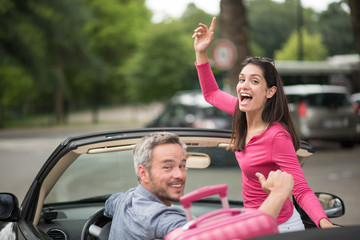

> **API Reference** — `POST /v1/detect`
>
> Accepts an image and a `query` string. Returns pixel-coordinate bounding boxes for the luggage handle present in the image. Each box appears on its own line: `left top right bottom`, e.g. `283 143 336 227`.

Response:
180 184 229 221
185 208 245 230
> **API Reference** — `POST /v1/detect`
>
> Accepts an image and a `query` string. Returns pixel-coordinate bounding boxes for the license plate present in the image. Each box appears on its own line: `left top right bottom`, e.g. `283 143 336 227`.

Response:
323 118 349 129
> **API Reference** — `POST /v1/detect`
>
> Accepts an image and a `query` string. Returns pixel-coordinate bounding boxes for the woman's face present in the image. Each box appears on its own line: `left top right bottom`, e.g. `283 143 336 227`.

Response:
236 63 276 114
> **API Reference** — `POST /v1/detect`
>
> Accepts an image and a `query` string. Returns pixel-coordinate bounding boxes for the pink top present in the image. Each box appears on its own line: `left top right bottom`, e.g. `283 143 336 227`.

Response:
195 61 328 227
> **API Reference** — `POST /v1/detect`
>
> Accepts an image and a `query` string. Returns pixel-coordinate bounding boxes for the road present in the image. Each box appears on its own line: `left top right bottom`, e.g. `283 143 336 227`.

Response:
0 127 359 226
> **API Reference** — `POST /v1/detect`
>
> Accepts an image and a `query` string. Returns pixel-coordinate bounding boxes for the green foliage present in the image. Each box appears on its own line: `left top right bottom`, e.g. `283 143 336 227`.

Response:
181 3 220 39
0 62 34 107
0 0 152 126
85 0 151 65
274 28 328 61
246 0 354 58
318 2 357 55
122 22 195 102
0 0 357 127
247 0 316 58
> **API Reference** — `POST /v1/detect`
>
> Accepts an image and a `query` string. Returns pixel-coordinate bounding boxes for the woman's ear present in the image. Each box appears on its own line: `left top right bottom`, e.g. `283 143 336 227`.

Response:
266 86 277 98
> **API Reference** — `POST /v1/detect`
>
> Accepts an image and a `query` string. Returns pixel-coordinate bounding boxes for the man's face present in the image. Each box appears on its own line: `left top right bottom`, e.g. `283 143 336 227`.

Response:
145 143 187 206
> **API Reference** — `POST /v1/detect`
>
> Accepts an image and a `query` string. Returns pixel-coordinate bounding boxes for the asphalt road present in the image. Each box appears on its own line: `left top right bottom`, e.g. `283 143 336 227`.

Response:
0 127 359 226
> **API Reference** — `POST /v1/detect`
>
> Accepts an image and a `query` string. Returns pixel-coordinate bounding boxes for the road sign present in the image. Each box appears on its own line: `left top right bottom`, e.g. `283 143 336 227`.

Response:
212 39 237 70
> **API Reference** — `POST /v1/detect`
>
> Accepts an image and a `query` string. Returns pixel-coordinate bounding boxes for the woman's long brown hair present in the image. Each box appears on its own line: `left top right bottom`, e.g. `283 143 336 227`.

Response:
230 57 300 151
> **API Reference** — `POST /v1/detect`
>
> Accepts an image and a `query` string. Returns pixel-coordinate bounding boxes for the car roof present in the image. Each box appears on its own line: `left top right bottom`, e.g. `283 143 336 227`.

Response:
283 84 349 95
170 91 213 108
351 92 360 102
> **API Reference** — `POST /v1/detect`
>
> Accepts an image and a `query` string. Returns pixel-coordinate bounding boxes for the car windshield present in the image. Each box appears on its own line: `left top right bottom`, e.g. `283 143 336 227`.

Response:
287 93 351 107
44 146 242 205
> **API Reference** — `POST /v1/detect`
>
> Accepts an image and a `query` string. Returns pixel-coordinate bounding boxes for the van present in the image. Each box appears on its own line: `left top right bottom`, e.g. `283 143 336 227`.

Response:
284 84 358 148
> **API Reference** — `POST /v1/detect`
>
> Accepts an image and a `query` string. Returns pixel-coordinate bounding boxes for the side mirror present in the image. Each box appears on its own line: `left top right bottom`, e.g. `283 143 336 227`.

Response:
0 193 20 222
296 141 315 167
315 192 345 218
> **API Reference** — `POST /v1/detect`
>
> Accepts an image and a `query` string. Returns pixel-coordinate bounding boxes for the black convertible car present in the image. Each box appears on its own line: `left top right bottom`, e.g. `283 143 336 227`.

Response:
0 128 358 239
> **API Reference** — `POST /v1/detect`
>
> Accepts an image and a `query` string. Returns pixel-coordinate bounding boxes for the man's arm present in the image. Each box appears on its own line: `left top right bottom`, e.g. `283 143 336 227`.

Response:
256 170 294 219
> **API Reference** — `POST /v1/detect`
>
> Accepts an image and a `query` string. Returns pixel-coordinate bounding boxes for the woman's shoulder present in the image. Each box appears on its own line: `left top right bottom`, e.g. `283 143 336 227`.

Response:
268 122 285 131
267 122 290 137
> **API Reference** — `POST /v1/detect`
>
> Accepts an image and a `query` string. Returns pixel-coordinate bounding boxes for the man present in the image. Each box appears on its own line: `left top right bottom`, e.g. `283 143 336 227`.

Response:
104 132 294 240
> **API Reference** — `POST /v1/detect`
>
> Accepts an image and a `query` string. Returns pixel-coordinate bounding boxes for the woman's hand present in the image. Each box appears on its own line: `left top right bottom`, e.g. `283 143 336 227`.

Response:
193 17 216 64
319 218 340 228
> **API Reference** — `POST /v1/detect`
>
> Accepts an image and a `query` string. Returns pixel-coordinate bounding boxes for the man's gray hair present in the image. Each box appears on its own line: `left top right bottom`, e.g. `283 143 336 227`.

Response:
133 132 187 182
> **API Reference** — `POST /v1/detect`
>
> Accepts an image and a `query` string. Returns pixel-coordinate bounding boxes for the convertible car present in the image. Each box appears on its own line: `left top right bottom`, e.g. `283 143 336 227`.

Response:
0 128 358 239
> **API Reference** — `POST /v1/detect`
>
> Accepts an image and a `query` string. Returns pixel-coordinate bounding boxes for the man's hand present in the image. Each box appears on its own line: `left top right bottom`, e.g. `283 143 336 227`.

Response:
256 170 294 196
256 170 294 219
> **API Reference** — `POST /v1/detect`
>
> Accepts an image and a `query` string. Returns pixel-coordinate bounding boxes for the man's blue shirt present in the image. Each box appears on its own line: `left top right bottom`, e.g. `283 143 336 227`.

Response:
104 184 187 240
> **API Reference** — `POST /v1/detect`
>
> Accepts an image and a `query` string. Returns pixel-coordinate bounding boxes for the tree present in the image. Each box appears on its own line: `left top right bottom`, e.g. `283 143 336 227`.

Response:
318 2 357 55
219 0 250 91
83 0 151 121
0 63 35 127
246 0 317 59
0 0 152 126
0 0 97 124
348 0 360 53
122 22 194 102
274 28 328 60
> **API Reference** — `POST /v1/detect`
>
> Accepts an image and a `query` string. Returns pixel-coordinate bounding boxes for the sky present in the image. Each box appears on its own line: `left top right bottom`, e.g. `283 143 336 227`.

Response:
145 0 339 23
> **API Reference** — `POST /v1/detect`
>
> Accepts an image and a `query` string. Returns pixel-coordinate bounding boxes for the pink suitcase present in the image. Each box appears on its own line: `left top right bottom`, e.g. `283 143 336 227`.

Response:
165 184 278 240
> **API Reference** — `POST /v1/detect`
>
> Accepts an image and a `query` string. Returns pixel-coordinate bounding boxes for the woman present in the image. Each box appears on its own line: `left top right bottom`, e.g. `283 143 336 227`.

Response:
192 17 336 232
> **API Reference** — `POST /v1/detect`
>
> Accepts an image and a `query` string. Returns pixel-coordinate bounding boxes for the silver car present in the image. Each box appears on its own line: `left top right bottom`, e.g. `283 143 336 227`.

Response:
284 84 358 148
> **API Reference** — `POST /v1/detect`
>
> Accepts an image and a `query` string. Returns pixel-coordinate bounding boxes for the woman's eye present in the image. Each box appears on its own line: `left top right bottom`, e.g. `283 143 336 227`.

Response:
239 78 245 82
251 79 259 84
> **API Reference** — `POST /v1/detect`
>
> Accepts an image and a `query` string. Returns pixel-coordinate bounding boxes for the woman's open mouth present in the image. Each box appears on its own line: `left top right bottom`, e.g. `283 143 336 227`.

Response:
240 93 253 104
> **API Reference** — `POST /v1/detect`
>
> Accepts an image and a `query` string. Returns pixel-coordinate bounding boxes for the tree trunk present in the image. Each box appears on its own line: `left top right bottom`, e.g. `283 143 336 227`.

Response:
348 0 360 53
53 54 66 124
220 0 251 92
347 0 360 93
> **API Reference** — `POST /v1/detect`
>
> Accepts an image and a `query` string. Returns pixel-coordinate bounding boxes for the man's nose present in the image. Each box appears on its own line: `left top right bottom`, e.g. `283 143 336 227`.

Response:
172 167 186 178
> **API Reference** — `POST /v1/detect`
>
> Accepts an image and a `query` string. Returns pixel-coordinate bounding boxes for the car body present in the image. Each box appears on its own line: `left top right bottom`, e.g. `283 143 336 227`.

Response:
147 91 232 130
351 92 360 140
284 84 358 148
0 128 357 240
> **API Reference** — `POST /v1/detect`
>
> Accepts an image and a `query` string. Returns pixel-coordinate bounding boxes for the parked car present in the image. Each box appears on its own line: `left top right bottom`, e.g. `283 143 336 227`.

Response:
284 84 358 148
351 92 360 141
1 127 357 240
147 91 232 129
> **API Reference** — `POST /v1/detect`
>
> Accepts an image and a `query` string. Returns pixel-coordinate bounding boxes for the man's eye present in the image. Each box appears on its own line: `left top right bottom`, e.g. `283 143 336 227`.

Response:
164 166 172 170
180 164 187 169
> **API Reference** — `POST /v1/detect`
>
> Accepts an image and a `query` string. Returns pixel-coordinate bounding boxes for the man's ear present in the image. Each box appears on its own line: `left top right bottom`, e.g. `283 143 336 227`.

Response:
138 165 149 184
266 86 277 99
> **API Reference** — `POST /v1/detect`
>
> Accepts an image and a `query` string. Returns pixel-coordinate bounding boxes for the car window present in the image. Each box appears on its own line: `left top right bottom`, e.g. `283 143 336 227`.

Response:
287 93 351 107
286 94 302 104
44 146 242 204
305 93 351 107
44 150 137 204
186 147 242 201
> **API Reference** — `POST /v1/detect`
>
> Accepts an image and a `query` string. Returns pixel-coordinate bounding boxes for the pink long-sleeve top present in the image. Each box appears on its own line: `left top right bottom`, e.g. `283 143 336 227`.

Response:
195 61 328 227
